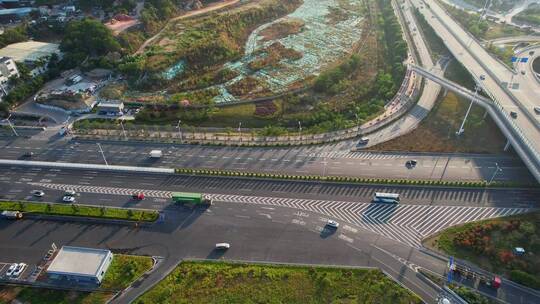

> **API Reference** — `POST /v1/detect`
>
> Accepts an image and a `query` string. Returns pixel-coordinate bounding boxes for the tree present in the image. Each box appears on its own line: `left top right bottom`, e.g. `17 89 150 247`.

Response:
61 18 120 58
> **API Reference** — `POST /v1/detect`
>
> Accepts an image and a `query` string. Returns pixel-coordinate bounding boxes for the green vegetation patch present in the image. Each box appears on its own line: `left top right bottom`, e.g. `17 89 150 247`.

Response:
101 255 154 290
0 201 159 222
513 3 540 26
441 2 529 40
135 261 422 304
0 255 153 304
424 211 540 290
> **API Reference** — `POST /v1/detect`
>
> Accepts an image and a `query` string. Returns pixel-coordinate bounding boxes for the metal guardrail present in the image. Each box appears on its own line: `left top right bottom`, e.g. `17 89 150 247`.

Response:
416 0 540 182
0 159 174 174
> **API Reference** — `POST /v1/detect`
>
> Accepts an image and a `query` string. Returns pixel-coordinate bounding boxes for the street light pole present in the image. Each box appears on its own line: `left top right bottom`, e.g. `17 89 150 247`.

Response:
238 122 242 141
298 121 302 141
96 143 109 166
120 118 127 140
456 85 480 136
176 119 182 144
489 162 502 184
6 114 18 137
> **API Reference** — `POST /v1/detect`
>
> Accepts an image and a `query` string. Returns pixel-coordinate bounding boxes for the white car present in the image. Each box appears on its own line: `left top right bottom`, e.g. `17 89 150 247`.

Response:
326 220 339 229
32 190 45 197
64 190 76 196
534 106 540 114
5 263 17 276
215 243 230 250
357 137 369 145
62 196 76 203
12 263 27 277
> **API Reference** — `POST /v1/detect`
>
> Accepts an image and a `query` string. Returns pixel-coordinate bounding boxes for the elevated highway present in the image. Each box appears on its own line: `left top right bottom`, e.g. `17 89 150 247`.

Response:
408 0 540 182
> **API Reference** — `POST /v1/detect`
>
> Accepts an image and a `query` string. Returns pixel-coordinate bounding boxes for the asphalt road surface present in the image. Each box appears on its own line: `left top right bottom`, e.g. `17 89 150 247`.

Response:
0 136 535 183
0 166 539 303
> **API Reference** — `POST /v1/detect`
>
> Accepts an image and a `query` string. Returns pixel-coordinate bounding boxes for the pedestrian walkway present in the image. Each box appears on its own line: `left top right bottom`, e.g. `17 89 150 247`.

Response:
30 182 533 248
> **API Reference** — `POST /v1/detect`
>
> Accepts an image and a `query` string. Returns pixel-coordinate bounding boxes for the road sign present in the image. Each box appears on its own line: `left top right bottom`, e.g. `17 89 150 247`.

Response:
520 57 529 63
511 56 519 63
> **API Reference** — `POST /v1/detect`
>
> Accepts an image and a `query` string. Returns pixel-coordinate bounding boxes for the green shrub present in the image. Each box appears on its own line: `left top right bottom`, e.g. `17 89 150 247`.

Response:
510 270 540 289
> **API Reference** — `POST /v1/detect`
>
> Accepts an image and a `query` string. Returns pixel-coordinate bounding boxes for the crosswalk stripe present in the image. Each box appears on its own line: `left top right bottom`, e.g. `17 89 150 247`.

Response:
28 182 535 249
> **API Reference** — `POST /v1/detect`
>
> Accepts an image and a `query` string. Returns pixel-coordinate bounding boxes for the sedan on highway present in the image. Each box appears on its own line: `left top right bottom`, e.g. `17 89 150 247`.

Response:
62 196 76 203
32 190 45 197
326 220 340 229
534 106 540 114
215 243 230 250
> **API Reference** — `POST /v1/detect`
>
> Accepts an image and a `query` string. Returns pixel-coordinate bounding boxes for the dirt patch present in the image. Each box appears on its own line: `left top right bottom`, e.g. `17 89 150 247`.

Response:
254 100 278 117
326 6 351 25
259 18 305 41
248 41 303 71
226 76 271 98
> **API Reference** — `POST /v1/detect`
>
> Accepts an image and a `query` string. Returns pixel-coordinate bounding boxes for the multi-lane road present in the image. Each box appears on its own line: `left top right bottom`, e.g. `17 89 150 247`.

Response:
410 0 540 181
0 136 535 183
0 165 539 303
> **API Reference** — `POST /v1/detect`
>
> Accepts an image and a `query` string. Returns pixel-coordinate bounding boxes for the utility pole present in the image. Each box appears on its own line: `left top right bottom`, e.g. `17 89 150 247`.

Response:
96 143 108 166
119 118 127 140
238 122 242 141
298 121 302 142
6 114 18 137
176 119 182 144
489 162 502 184
456 85 480 136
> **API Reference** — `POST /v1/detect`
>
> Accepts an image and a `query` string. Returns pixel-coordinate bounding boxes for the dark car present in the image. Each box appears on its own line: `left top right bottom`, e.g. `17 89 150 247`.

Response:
406 160 418 167
23 151 33 158
510 111 518 119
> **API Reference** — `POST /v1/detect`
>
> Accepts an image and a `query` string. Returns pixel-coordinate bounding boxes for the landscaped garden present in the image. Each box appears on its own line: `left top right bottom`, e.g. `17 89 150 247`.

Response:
0 255 153 304
424 211 540 290
134 261 422 303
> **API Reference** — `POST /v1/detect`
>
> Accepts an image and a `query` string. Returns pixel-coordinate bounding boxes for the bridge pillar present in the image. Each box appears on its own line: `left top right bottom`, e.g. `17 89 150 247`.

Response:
504 139 511 152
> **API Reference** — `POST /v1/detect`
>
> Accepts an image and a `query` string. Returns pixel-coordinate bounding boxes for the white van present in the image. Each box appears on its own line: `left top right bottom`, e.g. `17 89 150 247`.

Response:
149 150 163 158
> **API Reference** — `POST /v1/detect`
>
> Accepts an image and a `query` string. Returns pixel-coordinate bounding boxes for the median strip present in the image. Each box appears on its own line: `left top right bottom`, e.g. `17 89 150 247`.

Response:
0 201 159 222
174 168 538 188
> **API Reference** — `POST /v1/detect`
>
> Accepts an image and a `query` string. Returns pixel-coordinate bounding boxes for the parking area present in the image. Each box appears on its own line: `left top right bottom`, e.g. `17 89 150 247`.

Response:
0 244 57 284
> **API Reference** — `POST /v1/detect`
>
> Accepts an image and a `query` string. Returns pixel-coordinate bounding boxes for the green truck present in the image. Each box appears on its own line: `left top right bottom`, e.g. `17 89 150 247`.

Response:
172 192 213 205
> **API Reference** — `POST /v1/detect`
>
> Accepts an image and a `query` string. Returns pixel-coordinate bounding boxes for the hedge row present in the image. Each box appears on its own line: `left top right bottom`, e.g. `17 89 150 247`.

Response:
174 168 536 188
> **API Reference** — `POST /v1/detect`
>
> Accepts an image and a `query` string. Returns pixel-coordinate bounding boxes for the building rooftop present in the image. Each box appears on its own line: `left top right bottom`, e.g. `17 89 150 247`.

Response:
47 246 112 277
0 7 34 16
0 41 60 62
98 101 124 108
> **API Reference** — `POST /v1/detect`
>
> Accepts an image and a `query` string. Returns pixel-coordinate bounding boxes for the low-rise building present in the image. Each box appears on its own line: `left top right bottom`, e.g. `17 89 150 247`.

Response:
0 41 62 76
97 101 124 115
0 7 34 23
46 246 113 285
0 56 18 84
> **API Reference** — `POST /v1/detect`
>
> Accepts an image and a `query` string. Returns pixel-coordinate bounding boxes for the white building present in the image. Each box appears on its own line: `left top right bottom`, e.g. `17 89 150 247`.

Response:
46 246 113 284
0 56 19 84
0 41 62 76
0 56 19 96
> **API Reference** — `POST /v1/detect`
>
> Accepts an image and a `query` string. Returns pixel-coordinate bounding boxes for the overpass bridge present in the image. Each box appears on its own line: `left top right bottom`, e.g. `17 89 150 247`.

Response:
408 0 540 183
410 64 540 182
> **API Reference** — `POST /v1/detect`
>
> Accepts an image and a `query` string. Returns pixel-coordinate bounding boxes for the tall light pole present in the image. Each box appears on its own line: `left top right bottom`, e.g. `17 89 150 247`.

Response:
456 85 481 136
238 122 242 141
6 114 18 137
176 119 182 144
479 0 490 22
119 118 127 140
96 143 108 166
489 162 502 184
355 113 360 135
298 121 302 141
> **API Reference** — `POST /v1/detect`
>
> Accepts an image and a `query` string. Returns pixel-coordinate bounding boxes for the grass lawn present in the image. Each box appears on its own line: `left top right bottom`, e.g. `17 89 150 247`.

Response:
424 211 540 290
134 261 422 304
368 91 506 153
0 201 159 222
369 59 507 154
0 255 153 304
